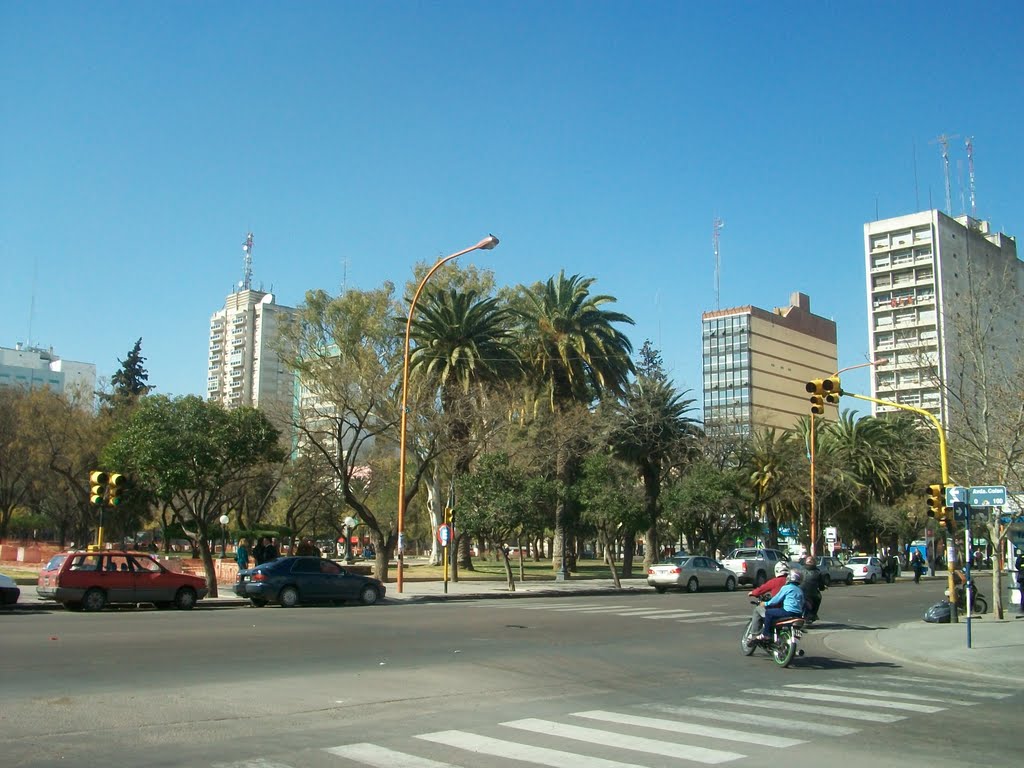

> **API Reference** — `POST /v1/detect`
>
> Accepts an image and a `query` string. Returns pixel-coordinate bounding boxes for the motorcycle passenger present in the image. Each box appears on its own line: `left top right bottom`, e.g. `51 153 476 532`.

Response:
746 561 790 640
756 569 804 641
800 554 825 621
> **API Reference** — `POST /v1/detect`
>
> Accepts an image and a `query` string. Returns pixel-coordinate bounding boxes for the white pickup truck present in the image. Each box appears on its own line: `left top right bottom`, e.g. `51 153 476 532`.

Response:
720 548 790 587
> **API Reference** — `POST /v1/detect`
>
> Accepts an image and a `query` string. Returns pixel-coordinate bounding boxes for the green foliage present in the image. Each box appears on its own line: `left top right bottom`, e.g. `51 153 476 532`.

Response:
100 338 151 410
457 452 555 543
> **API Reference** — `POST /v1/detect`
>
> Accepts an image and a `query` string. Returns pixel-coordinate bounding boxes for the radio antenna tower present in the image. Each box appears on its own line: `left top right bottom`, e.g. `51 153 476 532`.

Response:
713 217 724 309
930 133 959 214
241 232 254 291
965 136 976 217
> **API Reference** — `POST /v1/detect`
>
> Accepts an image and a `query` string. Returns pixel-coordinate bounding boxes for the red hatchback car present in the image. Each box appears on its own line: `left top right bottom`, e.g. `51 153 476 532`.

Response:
37 550 209 611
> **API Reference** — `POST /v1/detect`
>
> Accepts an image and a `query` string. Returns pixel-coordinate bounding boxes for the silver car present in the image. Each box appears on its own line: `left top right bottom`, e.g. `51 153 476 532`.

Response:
648 555 737 594
815 556 854 586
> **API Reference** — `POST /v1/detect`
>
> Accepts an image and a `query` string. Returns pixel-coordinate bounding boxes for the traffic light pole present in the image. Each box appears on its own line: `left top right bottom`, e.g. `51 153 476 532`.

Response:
841 390 958 623
809 413 817 556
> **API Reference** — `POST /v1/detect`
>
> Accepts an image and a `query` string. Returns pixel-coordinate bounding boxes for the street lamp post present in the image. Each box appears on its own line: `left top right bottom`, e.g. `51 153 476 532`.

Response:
396 235 500 593
219 514 230 560
344 516 357 564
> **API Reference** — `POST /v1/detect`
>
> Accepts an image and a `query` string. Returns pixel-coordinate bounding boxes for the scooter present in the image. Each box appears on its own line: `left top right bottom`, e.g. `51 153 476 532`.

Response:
740 597 806 668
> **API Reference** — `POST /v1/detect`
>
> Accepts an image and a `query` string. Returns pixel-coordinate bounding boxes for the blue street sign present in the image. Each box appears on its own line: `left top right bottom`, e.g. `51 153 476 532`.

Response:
969 485 1007 507
946 486 967 506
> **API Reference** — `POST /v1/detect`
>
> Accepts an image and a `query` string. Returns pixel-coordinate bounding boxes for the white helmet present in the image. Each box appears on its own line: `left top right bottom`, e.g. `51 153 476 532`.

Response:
774 561 790 577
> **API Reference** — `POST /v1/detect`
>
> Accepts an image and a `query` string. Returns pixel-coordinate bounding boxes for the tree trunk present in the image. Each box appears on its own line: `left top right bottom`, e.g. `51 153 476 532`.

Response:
501 549 516 591
197 534 219 598
425 470 444 566
622 530 636 579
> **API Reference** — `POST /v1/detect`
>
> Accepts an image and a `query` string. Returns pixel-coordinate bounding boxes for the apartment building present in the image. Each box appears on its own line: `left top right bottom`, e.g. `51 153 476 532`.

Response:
0 343 96 400
864 210 1021 427
702 292 838 436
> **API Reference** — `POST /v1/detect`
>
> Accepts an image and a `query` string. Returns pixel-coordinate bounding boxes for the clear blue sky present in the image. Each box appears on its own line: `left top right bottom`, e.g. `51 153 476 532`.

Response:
2 2 1022 412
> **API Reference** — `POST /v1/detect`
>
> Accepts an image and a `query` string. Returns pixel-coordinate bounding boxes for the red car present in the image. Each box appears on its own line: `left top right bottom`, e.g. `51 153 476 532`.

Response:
37 550 209 611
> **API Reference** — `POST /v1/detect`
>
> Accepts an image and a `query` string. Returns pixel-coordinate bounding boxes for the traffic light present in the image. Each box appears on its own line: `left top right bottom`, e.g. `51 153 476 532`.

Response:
806 379 825 415
107 473 125 506
823 376 842 405
926 483 943 517
89 471 108 506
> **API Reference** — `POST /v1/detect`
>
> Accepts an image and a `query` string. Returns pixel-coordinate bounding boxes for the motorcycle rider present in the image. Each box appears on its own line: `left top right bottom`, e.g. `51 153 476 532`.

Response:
800 554 825 621
746 561 790 640
756 569 805 641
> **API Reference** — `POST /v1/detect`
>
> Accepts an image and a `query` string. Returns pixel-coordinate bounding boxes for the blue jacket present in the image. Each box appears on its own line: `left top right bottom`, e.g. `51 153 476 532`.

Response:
236 545 249 569
766 583 804 613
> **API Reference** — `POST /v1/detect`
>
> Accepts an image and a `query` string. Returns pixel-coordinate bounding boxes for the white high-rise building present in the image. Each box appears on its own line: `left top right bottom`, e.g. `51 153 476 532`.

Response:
864 210 1021 427
206 289 297 430
0 343 96 401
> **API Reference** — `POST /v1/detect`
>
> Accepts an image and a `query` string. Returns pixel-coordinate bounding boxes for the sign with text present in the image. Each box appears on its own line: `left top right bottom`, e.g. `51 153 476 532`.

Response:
969 486 1007 507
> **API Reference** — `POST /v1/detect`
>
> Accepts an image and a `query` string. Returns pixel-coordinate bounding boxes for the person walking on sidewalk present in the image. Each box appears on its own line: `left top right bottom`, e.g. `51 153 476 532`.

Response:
236 537 250 572
1015 551 1024 614
911 551 924 584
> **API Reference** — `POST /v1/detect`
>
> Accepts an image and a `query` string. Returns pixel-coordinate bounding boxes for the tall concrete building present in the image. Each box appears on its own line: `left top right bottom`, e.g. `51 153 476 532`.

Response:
0 343 96 400
702 292 838 436
864 210 1020 427
206 289 297 429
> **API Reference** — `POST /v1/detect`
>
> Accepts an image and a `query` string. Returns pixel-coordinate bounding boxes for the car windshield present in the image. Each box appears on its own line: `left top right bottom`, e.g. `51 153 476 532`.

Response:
44 554 67 572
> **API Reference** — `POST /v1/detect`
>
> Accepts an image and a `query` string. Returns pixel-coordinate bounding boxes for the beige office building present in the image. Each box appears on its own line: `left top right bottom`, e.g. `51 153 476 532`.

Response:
702 292 838 436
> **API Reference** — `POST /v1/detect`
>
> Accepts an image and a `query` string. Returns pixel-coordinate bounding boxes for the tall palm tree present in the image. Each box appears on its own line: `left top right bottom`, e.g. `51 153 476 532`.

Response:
746 428 800 549
516 271 635 574
610 377 701 571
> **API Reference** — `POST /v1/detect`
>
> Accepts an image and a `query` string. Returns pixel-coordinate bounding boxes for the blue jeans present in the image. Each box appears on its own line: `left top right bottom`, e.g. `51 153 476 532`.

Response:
763 607 801 636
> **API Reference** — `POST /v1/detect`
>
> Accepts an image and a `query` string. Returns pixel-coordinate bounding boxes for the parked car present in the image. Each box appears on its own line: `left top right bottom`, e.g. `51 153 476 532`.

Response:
0 572 21 606
235 556 386 607
36 550 209 611
847 555 884 584
791 556 854 586
647 555 737 593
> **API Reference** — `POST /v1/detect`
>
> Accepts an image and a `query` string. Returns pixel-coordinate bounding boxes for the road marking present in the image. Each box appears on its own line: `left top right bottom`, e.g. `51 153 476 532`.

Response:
639 610 707 619
416 730 651 768
640 703 860 736
676 615 733 623
571 709 805 747
501 718 744 764
324 743 453 767
212 761 294 768
859 674 1015 698
694 696 906 723
785 683 977 706
541 605 633 612
743 687 946 713
604 608 685 616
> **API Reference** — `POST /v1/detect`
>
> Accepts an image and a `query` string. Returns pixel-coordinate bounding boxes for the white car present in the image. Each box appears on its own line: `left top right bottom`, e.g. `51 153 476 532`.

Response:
846 555 884 584
648 555 737 593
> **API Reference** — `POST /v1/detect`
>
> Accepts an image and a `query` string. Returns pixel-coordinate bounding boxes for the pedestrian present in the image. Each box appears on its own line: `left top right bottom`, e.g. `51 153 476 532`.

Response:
911 551 924 584
253 536 278 565
1015 551 1024 615
236 537 250 572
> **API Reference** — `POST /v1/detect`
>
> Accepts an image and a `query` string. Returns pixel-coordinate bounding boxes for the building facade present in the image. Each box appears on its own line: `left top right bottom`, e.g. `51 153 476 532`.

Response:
206 290 297 430
702 292 838 436
863 210 1020 427
0 344 96 399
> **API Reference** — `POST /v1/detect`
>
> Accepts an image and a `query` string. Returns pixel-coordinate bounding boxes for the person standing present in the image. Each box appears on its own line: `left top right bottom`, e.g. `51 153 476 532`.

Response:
911 550 924 584
236 537 250 572
1015 550 1024 615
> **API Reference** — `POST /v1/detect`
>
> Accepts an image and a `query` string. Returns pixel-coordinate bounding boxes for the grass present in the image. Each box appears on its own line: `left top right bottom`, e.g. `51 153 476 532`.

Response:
0 565 42 585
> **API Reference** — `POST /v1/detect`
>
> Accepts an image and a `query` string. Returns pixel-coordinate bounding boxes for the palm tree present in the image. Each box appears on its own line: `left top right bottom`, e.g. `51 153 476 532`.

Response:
610 377 701 571
746 428 800 549
516 271 635 575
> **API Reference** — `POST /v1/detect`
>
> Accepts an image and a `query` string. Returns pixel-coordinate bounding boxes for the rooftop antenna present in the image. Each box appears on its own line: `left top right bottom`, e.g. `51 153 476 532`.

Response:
241 232 254 291
713 216 724 309
341 256 349 294
965 136 976 217
930 133 959 214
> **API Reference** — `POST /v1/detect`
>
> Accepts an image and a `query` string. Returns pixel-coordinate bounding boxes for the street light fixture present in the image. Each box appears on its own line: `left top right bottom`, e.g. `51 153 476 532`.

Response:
344 515 357 564
219 514 230 560
396 235 500 593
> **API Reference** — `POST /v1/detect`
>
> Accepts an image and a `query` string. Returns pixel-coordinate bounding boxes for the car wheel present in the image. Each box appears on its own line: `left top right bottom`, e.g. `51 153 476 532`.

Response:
868 573 878 584
724 576 737 592
654 586 668 594
821 574 831 588
845 574 853 586
687 577 699 593
249 598 268 608
359 585 380 606
174 588 197 610
279 585 300 608
82 588 107 612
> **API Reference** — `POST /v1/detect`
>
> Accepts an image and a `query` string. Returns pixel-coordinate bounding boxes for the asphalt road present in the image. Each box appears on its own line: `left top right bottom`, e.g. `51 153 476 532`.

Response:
1 580 1017 768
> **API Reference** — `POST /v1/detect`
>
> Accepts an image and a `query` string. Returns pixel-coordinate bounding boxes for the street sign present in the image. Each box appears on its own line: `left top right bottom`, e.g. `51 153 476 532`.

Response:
946 486 967 506
436 524 451 546
824 526 837 543
969 485 1008 507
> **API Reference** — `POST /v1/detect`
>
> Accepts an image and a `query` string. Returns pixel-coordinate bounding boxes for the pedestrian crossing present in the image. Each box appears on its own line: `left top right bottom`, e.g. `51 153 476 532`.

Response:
214 673 1018 768
475 600 752 627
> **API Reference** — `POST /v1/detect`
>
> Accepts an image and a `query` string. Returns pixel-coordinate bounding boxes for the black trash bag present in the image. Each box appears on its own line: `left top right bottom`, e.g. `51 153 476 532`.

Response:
923 600 951 623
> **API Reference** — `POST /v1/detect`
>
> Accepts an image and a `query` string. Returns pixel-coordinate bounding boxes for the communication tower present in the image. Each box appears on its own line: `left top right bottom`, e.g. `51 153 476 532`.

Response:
713 217 724 309
241 232 254 291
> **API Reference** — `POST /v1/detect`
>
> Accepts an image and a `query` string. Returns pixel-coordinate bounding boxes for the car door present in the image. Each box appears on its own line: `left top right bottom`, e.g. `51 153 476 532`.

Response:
290 558 326 600
318 559 355 600
131 554 170 603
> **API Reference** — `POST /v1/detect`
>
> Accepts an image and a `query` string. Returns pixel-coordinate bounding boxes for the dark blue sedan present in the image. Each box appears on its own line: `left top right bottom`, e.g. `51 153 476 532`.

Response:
234 556 386 607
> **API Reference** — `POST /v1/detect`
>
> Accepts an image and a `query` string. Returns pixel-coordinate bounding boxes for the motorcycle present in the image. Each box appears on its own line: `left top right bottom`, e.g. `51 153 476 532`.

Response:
740 597 806 668
923 583 988 623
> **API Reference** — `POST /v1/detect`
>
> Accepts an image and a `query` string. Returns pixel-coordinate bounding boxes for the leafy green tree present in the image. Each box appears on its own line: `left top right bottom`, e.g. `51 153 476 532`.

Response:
100 338 151 409
0 387 33 540
515 271 635 574
636 339 667 383
104 395 283 596
576 451 646 581
664 457 754 556
746 428 802 549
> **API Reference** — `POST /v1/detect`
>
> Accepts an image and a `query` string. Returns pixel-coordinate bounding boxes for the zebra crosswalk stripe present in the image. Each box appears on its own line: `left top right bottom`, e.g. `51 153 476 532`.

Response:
743 687 946 713
785 683 977 706
859 674 1015 698
639 703 861 736
416 730 652 768
676 615 733 623
571 709 805 747
324 743 454 767
694 695 907 723
639 610 706 619
500 718 744 764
